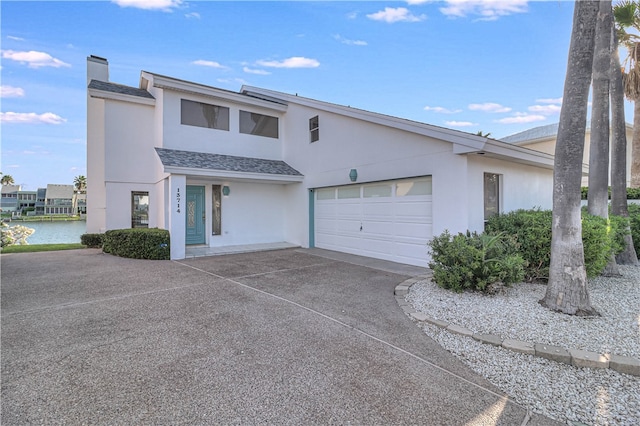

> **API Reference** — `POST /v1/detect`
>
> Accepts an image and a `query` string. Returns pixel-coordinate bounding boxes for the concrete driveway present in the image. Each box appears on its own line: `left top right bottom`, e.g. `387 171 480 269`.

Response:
1 248 559 425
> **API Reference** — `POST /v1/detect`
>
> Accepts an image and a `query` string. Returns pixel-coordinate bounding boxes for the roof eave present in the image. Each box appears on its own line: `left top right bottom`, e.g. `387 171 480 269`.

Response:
89 88 156 106
162 165 304 184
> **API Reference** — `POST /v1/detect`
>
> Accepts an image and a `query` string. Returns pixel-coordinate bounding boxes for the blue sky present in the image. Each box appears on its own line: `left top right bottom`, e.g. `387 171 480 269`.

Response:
0 0 620 190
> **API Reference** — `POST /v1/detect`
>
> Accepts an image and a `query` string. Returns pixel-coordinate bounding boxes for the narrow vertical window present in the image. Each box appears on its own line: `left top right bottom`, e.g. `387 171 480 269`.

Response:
132 191 149 228
212 185 222 235
309 115 319 143
484 173 500 222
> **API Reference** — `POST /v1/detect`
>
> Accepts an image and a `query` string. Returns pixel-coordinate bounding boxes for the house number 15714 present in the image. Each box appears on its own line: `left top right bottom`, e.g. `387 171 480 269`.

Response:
176 188 181 213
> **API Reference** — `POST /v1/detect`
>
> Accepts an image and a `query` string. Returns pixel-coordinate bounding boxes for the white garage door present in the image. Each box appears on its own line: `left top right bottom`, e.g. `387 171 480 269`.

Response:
314 177 433 267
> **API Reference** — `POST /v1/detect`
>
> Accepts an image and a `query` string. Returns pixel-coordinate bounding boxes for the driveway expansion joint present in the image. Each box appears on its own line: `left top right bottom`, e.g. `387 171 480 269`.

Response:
394 276 640 377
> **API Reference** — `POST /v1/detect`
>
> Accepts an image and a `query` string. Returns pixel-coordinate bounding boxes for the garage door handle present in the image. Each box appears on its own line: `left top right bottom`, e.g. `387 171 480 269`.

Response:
360 223 363 231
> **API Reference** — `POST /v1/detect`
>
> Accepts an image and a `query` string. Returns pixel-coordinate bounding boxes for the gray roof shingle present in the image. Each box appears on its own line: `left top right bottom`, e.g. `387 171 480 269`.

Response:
155 148 303 177
88 80 155 99
501 123 559 143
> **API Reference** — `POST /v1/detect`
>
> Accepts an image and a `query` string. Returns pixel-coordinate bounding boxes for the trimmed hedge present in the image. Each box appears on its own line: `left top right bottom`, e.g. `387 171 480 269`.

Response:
80 233 104 248
102 228 170 260
581 186 640 200
485 209 625 282
628 203 640 256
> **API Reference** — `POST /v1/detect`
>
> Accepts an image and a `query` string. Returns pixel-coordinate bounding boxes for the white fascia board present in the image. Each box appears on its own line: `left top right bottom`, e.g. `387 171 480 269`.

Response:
162 166 304 184
148 74 287 113
241 85 488 150
88 88 156 106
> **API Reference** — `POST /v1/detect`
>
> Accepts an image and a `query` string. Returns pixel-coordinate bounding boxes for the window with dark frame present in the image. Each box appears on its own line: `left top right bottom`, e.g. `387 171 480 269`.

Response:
181 99 230 131
131 191 149 228
212 185 222 235
309 115 319 142
239 110 279 138
483 173 500 222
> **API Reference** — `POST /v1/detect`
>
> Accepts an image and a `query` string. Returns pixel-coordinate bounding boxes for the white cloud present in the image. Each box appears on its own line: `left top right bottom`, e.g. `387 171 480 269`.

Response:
446 120 477 127
1 50 70 68
439 0 528 21
347 11 359 20
192 60 228 69
334 34 368 46
468 102 512 113
407 0 430 4
424 105 462 114
528 104 561 114
495 113 546 124
367 7 426 23
535 97 562 104
111 0 182 11
185 12 200 19
243 67 271 75
1 85 25 98
7 36 25 41
0 112 67 125
256 57 320 68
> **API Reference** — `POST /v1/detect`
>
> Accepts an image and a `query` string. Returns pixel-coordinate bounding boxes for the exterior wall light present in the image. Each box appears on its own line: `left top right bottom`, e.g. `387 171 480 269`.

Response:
349 169 358 182
222 186 230 196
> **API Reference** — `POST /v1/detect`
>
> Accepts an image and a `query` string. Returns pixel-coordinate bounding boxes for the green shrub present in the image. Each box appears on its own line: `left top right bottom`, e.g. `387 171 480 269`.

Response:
428 230 525 293
486 209 623 281
581 186 640 200
102 228 170 260
80 233 104 248
485 209 552 282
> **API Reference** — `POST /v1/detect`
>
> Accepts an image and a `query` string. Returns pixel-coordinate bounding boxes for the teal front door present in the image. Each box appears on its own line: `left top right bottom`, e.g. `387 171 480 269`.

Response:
186 185 205 245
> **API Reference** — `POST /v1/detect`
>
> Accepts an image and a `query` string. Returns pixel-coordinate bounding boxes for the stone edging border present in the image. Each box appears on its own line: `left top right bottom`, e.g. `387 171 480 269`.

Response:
394 274 640 377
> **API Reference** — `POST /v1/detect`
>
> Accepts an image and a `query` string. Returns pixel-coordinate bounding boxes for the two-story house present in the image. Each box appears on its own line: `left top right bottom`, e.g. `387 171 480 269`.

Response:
86 56 560 267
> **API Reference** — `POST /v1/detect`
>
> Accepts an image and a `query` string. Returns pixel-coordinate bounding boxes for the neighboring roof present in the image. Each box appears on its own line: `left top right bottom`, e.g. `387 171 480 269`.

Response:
502 123 560 144
45 184 74 199
155 148 303 178
89 80 155 99
1 185 21 194
502 121 634 144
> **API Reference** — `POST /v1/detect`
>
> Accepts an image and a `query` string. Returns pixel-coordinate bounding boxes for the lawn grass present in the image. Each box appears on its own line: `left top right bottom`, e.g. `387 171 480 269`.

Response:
1 243 86 254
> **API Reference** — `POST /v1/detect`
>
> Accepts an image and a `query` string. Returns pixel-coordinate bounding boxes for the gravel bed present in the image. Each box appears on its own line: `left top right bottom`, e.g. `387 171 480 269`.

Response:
406 265 640 425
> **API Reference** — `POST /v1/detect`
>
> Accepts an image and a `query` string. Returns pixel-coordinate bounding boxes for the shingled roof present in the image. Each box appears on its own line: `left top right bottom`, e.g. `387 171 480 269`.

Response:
155 148 303 177
88 80 155 99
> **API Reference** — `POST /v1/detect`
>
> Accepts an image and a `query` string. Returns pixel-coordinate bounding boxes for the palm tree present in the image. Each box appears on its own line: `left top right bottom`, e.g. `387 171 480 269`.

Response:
541 1 599 315
613 0 640 187
73 175 86 193
0 174 15 186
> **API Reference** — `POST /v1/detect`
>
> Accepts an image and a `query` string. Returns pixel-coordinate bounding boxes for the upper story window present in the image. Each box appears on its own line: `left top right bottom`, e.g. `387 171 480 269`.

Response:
309 115 319 143
239 110 279 138
181 99 230 131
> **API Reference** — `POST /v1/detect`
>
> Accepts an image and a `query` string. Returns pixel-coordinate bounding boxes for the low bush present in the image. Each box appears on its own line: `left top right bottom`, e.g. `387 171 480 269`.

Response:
102 228 170 260
486 209 625 281
428 230 525 293
580 186 640 200
80 233 104 248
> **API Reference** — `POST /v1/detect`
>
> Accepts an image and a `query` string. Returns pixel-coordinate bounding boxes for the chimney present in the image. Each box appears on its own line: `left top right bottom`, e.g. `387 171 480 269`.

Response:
87 55 108 85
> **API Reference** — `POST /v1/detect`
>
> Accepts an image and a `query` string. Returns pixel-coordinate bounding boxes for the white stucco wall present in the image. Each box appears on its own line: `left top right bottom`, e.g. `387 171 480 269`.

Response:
466 155 554 232
161 91 284 160
86 96 106 233
280 104 474 246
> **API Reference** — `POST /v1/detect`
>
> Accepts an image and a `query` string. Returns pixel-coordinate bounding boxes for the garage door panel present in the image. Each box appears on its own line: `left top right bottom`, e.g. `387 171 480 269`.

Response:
315 177 432 267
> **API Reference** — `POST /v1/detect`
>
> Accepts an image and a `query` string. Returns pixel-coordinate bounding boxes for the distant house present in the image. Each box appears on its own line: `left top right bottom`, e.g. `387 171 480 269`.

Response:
35 188 46 215
86 56 558 266
502 122 635 186
44 184 74 215
1 185 21 212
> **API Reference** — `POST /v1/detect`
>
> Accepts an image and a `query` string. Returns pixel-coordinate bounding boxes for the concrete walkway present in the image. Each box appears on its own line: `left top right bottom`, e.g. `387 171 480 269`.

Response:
1 248 560 425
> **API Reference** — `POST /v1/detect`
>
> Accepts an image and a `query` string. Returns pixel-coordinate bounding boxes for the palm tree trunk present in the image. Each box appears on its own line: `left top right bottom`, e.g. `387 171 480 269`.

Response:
612 28 640 265
541 0 599 316
631 100 640 187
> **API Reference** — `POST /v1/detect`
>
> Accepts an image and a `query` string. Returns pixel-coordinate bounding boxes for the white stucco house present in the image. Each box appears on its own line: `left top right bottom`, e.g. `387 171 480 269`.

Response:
86 55 558 267
502 122 634 187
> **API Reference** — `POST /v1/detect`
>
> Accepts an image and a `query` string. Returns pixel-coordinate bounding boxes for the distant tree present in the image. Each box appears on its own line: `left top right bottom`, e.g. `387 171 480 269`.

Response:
540 1 600 316
0 174 15 186
613 0 640 187
73 175 86 193
475 130 492 138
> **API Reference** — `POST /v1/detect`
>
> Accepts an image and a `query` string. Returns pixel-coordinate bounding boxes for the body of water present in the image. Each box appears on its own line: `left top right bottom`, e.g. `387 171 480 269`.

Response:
9 220 87 244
